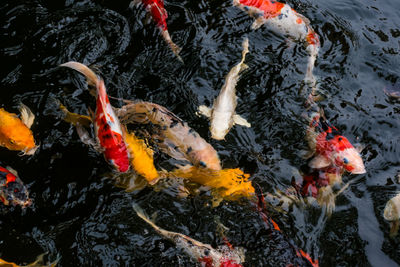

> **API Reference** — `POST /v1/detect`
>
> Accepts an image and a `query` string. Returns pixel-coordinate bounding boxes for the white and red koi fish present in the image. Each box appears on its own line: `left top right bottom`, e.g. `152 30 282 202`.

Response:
116 101 221 170
132 203 245 267
131 0 182 61
0 166 31 207
233 0 320 86
305 107 365 174
60 62 130 173
198 38 251 140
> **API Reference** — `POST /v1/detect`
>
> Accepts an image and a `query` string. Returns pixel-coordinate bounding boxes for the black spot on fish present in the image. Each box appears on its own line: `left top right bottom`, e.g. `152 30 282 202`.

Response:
152 107 157 112
102 133 112 140
278 14 283 20
187 147 192 154
188 128 197 137
0 172 7 180
338 137 343 141
204 250 209 256
326 132 334 140
162 125 167 131
199 161 207 167
170 119 178 128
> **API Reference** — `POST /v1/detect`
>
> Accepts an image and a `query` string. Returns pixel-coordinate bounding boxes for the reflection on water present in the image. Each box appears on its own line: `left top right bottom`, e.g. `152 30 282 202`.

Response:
1 0 400 266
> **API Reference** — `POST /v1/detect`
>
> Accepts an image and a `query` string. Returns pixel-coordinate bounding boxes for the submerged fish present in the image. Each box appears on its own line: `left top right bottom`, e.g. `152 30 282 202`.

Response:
305 107 366 174
168 167 255 200
233 0 320 85
0 104 37 155
384 193 400 237
0 166 31 207
60 62 130 173
131 0 182 61
256 188 319 267
198 38 251 140
132 203 245 267
383 83 400 99
116 101 221 171
0 252 59 267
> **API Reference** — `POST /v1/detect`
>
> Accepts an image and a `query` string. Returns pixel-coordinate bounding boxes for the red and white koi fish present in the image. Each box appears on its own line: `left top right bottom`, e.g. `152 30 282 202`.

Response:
132 203 245 267
233 0 320 85
0 104 38 155
0 166 31 207
116 101 221 170
60 62 130 173
305 107 365 174
198 38 251 140
131 0 182 61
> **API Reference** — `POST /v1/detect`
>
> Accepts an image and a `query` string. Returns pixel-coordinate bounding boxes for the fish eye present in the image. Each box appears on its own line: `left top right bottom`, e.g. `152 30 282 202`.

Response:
9 140 16 145
199 161 207 168
343 158 349 164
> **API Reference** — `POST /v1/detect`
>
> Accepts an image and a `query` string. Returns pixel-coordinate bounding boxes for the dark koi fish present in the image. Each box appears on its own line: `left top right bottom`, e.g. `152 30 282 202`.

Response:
132 203 245 267
233 0 320 85
305 108 365 174
60 62 130 173
116 101 221 171
131 0 182 61
0 166 31 207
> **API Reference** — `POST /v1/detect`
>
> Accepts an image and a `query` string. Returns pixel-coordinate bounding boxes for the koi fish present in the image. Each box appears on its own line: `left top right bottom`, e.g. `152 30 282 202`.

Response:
233 0 320 85
116 101 221 171
0 104 37 155
305 107 366 174
0 252 59 267
60 62 130 173
131 0 182 61
198 38 251 140
0 166 31 207
132 203 245 267
167 167 255 200
383 82 400 99
384 193 400 237
298 166 342 198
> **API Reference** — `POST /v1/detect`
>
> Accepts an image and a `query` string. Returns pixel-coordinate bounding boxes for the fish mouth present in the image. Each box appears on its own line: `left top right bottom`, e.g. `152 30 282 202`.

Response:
21 145 39 156
350 165 366 174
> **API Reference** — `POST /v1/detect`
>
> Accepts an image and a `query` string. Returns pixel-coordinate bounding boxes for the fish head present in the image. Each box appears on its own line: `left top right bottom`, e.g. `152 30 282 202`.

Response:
190 147 221 171
0 169 31 207
333 146 366 174
0 111 36 154
1 181 31 207
384 195 400 221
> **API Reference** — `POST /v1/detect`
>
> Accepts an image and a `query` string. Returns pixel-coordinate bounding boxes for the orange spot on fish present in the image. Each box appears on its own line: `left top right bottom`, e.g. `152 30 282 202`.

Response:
296 18 302 24
239 0 285 19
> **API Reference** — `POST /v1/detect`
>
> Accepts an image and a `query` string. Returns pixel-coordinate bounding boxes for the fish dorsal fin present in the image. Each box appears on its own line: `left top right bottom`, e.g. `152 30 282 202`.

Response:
198 105 212 118
19 103 35 128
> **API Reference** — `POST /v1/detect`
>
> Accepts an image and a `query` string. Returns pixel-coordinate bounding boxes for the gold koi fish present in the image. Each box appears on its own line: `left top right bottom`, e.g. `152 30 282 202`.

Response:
0 104 37 155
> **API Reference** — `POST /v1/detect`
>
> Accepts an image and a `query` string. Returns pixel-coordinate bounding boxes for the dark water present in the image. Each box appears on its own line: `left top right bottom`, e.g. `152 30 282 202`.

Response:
1 0 400 266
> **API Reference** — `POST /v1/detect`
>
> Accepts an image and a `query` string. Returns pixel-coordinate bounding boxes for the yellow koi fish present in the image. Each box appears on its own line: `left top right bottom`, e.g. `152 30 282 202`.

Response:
0 104 37 155
168 167 255 200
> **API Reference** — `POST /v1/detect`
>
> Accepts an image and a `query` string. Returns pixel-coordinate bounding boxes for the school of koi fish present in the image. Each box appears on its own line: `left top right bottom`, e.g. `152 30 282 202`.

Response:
1 0 399 266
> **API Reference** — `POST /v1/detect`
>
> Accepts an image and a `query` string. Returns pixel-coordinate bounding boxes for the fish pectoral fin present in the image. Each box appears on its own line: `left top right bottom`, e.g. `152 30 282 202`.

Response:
239 63 249 73
198 105 212 118
233 114 251 127
19 103 35 128
76 124 101 151
390 220 400 237
251 17 266 30
309 155 331 169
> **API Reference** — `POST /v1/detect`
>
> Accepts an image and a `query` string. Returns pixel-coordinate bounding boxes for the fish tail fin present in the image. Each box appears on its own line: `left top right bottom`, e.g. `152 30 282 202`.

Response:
238 38 250 72
19 102 35 129
132 203 160 231
60 61 99 87
161 30 183 63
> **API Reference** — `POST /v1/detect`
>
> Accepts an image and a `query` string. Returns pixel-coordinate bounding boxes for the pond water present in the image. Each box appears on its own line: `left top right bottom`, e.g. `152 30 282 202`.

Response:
1 0 399 266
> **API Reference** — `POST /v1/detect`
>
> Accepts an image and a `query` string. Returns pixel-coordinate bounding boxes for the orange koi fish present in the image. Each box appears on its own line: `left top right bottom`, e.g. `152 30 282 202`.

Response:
0 104 37 155
60 62 130 173
233 0 320 85
131 0 182 61
0 166 31 207
132 203 245 267
306 108 366 174
117 101 221 171
168 167 255 200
